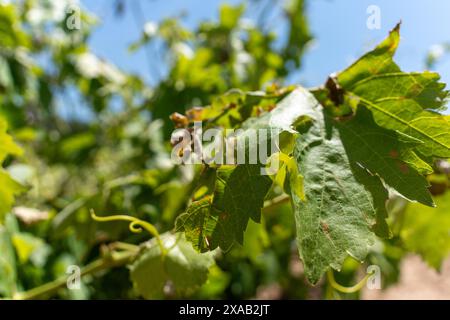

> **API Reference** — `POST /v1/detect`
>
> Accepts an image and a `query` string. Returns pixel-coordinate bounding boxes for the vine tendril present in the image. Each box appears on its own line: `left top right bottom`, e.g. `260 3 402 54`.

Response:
327 269 375 294
90 209 167 256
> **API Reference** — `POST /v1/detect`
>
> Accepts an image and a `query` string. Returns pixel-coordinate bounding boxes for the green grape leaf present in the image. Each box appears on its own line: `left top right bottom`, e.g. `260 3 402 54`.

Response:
211 164 273 250
177 88 318 251
349 160 391 239
273 153 304 200
290 90 384 284
0 4 30 48
0 225 16 297
398 147 433 175
11 232 51 266
219 4 245 30
337 24 450 159
177 164 272 252
283 0 312 68
400 192 450 269
241 86 318 133
196 86 299 129
0 117 23 222
176 197 216 252
0 171 23 223
337 106 434 207
0 118 22 163
129 233 215 299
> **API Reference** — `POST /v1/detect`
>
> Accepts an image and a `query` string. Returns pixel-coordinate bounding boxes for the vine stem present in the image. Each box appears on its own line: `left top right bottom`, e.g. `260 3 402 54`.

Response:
12 195 293 300
12 211 167 300
12 249 135 300
327 269 374 294
263 194 290 210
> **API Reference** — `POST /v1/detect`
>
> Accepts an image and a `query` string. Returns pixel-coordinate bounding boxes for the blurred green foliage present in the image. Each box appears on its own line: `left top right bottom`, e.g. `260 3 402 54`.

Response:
0 0 449 300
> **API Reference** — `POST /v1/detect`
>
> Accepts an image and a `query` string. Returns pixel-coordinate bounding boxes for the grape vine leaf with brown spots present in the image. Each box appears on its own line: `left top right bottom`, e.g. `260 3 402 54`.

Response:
291 91 385 284
177 164 272 252
177 88 317 252
336 106 434 207
336 23 450 159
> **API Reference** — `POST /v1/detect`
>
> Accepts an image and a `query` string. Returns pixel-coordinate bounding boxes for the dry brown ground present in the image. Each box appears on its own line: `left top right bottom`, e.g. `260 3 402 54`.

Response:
362 255 450 300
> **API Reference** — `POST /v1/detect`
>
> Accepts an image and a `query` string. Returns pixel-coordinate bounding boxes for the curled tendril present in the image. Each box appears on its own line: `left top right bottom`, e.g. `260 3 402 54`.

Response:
327 269 375 294
129 221 145 233
90 209 167 256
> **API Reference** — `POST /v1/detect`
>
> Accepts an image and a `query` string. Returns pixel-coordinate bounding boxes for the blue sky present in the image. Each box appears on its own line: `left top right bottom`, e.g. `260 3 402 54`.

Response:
81 0 450 89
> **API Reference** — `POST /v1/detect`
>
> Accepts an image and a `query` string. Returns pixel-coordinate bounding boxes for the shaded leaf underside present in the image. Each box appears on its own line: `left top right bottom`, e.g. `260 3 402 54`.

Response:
337 107 433 207
291 92 385 284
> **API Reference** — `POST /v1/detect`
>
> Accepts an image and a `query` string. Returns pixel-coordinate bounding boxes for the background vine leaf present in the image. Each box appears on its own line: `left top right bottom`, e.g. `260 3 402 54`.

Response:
0 117 23 221
400 192 450 269
129 233 215 299
0 224 16 297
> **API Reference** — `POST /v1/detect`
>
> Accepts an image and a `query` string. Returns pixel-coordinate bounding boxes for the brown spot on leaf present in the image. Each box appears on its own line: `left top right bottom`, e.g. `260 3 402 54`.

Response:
409 83 423 96
219 212 229 221
389 149 399 158
320 221 330 234
398 162 409 174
